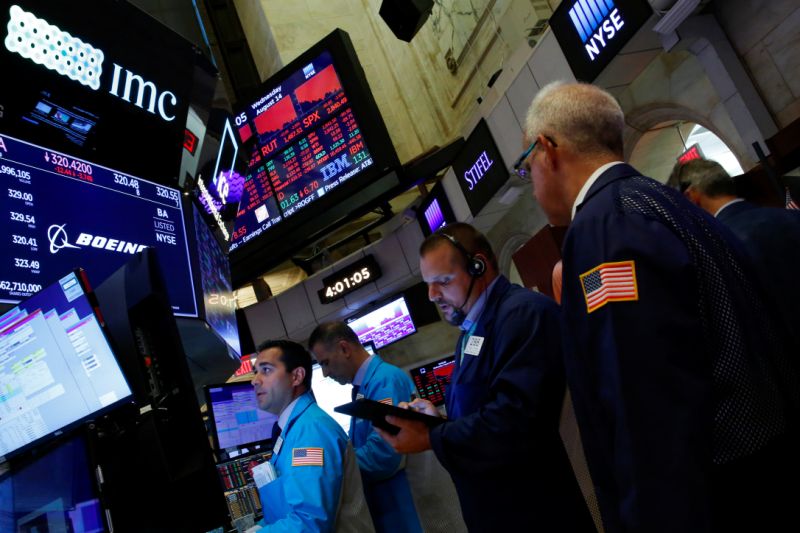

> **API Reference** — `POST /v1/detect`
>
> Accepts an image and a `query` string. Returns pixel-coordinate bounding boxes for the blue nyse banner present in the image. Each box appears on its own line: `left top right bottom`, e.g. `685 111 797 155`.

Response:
549 0 653 81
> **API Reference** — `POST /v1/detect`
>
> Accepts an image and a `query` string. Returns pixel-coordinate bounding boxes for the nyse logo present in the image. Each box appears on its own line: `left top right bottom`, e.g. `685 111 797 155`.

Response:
5 5 178 121
568 0 625 61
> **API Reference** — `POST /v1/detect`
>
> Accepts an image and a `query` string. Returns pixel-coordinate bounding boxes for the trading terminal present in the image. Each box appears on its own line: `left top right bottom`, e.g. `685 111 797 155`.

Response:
0 1 798 532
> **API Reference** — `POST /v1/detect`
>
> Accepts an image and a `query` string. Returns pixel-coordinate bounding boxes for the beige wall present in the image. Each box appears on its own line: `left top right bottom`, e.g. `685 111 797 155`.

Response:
717 0 800 128
233 0 550 163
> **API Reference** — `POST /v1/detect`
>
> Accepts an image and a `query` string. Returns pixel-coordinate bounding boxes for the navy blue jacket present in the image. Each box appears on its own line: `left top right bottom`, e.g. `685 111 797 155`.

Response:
429 275 593 532
561 165 798 532
716 200 800 352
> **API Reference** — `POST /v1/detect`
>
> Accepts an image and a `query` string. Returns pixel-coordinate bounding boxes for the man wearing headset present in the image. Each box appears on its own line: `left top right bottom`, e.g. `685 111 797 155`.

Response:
378 222 593 532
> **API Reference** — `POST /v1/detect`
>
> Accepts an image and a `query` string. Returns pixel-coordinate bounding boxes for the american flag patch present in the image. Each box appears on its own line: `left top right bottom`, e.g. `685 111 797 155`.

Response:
378 398 393 405
292 447 324 467
580 260 638 313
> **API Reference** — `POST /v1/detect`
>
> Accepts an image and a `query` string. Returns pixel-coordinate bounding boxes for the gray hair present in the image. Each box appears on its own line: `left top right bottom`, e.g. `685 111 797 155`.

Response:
674 159 736 197
524 81 625 157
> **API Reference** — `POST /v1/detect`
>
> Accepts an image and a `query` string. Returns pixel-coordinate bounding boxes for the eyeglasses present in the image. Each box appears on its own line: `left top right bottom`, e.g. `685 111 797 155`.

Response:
512 135 557 181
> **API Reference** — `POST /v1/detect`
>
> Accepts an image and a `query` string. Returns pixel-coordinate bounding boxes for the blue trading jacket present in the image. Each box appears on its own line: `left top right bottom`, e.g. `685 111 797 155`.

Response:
257 392 350 532
428 275 594 532
560 164 798 533
350 357 422 533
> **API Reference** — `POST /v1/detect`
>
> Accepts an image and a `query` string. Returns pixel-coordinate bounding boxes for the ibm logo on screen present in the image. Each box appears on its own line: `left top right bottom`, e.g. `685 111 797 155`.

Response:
567 0 625 61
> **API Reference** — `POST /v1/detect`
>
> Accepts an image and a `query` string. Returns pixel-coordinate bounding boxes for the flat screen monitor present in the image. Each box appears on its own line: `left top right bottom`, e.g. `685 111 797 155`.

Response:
0 1 196 183
0 270 132 459
0 132 197 316
0 434 106 533
347 295 417 349
409 356 456 407
228 29 401 285
191 204 240 356
311 364 352 434
417 181 457 236
205 382 278 451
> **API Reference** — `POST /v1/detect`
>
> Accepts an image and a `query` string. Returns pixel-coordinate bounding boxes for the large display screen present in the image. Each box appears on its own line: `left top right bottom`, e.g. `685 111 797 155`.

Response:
409 356 456 407
0 132 197 316
0 434 106 532
452 118 507 217
229 50 374 252
0 1 196 183
192 205 240 355
205 382 277 451
347 295 417 349
0 271 132 459
227 30 401 286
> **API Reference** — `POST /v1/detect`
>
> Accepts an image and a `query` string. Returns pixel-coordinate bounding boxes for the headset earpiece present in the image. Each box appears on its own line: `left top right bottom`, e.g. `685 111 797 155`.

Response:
440 233 486 278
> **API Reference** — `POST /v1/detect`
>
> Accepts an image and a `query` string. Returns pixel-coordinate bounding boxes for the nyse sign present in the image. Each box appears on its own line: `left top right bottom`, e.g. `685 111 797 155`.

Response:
550 0 652 81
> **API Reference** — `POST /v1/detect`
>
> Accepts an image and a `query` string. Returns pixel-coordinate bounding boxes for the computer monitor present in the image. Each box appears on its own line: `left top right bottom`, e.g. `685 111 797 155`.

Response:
346 295 417 349
0 270 133 459
0 433 106 533
409 356 456 407
205 382 278 452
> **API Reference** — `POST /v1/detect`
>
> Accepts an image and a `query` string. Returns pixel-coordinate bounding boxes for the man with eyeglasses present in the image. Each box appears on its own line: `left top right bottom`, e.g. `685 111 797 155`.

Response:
519 82 799 533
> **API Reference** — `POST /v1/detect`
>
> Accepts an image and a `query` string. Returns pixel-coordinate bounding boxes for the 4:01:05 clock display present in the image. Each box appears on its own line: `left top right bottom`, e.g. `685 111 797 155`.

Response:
318 255 382 304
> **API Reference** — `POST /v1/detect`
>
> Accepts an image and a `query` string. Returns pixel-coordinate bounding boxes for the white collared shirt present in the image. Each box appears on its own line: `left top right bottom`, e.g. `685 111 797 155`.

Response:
714 198 745 218
571 161 626 220
277 396 302 432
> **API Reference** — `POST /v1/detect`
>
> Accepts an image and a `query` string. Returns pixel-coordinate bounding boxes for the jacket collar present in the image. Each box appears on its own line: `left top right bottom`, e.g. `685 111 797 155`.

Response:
574 163 642 217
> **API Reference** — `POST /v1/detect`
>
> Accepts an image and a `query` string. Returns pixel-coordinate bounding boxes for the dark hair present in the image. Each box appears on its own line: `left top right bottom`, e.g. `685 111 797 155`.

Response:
256 339 313 390
675 159 737 198
308 321 361 351
419 222 498 271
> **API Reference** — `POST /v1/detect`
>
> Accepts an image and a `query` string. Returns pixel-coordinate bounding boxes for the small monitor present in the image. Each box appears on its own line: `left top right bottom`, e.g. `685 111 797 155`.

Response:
0 271 133 459
205 382 278 451
347 295 417 349
311 364 352 434
409 356 456 407
417 181 457 236
0 434 106 532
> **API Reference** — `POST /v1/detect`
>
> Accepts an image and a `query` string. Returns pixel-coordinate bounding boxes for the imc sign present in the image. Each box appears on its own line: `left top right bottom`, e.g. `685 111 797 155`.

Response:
453 119 506 217
0 1 195 183
549 0 653 81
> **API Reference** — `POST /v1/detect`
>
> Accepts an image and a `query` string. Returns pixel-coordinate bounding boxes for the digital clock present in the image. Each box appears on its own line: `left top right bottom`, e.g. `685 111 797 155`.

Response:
318 255 382 304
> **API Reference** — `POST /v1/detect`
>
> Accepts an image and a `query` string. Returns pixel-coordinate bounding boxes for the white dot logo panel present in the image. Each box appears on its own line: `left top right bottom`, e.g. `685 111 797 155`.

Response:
5 5 104 90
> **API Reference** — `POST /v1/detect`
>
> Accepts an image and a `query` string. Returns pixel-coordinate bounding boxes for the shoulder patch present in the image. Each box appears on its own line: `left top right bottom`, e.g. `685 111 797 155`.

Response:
292 447 324 466
579 260 638 313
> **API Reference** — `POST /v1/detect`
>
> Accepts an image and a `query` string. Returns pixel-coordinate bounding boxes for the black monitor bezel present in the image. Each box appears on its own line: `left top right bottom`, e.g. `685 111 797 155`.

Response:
416 181 458 236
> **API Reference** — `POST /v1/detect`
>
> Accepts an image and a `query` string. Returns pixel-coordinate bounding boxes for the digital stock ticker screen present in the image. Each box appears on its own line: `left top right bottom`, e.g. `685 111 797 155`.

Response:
229 50 374 252
0 132 197 316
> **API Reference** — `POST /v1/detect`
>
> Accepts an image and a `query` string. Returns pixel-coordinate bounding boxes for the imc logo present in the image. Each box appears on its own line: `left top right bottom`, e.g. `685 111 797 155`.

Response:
568 0 625 61
5 5 178 121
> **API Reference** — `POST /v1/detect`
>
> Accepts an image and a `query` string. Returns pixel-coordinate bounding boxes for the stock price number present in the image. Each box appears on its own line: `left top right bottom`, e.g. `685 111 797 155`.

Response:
156 186 180 206
1 165 32 180
114 173 140 195
8 188 33 202
14 258 40 271
318 255 382 305
12 234 38 247
10 211 36 224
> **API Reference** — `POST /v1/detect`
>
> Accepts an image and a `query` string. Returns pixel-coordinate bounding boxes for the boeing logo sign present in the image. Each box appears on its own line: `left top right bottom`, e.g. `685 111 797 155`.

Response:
47 224 147 255
550 0 652 81
5 5 179 121
568 0 625 61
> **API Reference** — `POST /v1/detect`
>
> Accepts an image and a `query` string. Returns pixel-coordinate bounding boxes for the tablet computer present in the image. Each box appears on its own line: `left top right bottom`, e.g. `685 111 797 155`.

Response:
334 399 445 435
